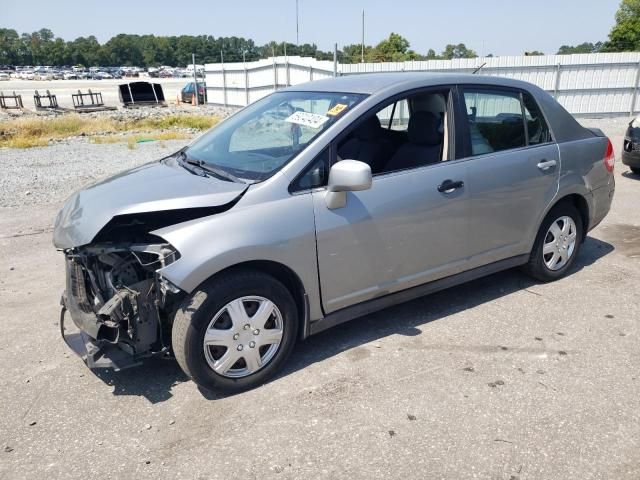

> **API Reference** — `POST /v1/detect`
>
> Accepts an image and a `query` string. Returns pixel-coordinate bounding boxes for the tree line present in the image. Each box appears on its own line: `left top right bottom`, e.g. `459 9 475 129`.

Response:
1 0 637 67
0 28 482 67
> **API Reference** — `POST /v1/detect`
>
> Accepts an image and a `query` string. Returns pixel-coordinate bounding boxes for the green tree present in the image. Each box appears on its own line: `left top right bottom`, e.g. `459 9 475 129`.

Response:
441 43 477 59
0 28 21 64
67 36 103 66
369 32 410 62
603 0 640 51
557 42 602 54
341 43 373 63
425 49 438 59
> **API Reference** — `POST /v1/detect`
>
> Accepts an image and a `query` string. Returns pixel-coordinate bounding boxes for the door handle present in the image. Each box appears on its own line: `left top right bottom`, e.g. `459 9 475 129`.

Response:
437 179 465 194
537 159 557 171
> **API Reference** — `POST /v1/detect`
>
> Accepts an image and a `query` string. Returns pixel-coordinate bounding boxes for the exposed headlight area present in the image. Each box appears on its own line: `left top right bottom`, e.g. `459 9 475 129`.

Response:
61 239 182 369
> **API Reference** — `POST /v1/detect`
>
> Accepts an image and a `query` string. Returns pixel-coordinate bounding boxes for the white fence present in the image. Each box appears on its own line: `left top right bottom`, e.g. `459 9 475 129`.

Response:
205 52 640 116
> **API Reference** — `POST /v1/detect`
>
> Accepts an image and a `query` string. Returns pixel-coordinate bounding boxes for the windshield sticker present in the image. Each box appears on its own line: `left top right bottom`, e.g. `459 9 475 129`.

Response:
285 111 330 129
326 103 348 116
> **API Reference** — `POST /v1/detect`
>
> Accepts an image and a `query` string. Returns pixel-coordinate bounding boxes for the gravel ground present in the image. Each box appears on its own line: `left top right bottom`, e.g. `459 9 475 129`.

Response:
0 140 190 208
0 117 638 479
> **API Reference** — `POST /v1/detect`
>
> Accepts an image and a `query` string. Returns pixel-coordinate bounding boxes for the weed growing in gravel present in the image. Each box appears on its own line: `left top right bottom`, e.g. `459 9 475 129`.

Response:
91 131 191 147
0 113 219 148
133 115 220 131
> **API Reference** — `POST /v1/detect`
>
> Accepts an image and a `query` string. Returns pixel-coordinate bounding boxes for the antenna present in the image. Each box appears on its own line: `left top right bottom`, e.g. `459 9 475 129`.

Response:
472 62 487 74
361 10 365 63
296 0 299 46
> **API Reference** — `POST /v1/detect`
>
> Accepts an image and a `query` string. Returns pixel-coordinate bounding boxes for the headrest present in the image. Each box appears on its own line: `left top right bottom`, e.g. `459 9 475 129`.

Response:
354 115 381 141
408 111 442 146
411 94 446 114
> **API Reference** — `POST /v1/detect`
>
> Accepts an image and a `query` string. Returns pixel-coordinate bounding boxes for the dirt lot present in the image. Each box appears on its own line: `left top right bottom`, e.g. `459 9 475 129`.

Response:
0 78 188 111
0 118 639 479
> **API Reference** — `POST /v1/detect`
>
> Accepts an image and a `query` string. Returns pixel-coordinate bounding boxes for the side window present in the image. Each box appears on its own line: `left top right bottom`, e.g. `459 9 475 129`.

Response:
522 93 551 145
462 89 525 156
376 104 394 129
337 91 450 176
376 99 410 131
290 147 330 192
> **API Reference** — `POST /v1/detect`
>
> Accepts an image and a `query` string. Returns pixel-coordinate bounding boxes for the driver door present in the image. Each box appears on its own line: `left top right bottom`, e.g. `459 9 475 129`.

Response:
312 88 472 314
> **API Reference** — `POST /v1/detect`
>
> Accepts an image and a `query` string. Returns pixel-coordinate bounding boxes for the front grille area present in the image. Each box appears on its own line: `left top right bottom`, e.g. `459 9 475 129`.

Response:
66 258 93 314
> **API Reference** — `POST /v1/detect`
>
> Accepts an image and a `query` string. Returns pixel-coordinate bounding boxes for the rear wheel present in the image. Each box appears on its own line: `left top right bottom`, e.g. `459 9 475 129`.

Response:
630 167 640 175
172 270 298 393
523 202 583 282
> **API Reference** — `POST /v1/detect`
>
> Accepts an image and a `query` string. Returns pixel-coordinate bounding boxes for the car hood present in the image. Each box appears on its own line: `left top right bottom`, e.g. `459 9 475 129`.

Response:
53 158 247 249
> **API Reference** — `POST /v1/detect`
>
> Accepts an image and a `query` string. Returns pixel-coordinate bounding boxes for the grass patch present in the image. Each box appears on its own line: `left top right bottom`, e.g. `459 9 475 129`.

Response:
91 131 191 147
135 114 220 131
0 113 219 148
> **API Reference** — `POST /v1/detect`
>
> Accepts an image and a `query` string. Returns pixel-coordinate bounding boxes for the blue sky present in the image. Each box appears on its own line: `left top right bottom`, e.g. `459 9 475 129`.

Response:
2 0 621 56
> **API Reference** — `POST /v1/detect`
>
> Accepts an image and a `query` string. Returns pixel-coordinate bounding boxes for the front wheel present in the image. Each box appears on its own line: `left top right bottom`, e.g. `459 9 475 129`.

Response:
523 202 583 282
172 270 298 393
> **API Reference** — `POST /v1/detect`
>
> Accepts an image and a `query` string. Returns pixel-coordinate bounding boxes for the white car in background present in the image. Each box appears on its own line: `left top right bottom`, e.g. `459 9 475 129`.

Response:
20 70 35 80
0 72 10 81
34 71 54 81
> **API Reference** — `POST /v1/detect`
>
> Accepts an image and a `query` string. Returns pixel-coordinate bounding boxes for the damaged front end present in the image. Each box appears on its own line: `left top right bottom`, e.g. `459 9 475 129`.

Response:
61 238 182 371
53 157 248 370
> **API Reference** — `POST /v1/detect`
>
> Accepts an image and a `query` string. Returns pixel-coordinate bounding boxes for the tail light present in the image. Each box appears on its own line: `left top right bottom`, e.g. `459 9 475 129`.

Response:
604 138 615 173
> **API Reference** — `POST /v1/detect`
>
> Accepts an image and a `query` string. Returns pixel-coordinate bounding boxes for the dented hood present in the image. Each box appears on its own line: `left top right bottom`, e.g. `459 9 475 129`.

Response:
53 159 247 249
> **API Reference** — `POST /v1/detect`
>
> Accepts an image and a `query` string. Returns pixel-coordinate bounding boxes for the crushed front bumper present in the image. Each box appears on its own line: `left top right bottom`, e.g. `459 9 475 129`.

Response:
59 256 168 371
60 294 143 371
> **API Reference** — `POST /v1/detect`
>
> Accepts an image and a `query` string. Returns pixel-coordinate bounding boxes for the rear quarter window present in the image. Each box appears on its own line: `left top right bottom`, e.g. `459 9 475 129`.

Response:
462 89 525 155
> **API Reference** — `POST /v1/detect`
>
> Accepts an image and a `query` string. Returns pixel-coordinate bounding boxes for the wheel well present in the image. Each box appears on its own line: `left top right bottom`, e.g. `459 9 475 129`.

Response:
211 260 308 336
555 194 590 240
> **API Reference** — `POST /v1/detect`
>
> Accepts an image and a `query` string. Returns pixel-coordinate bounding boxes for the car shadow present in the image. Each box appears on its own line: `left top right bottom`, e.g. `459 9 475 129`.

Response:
95 236 614 403
621 171 640 180
92 356 189 403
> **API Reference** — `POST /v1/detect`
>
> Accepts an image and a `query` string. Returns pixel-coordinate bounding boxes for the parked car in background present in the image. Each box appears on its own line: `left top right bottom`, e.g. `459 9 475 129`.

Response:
623 116 640 175
181 81 207 104
0 72 10 81
54 73 615 394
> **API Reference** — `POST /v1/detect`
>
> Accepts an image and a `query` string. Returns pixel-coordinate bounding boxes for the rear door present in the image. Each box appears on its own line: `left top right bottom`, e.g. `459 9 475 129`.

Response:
459 86 559 265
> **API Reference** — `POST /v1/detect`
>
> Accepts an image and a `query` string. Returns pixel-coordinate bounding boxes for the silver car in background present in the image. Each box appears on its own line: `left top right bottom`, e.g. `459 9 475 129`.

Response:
53 73 615 393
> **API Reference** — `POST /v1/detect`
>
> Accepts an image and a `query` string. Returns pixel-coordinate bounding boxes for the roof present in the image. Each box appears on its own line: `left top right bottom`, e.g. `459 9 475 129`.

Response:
286 72 534 95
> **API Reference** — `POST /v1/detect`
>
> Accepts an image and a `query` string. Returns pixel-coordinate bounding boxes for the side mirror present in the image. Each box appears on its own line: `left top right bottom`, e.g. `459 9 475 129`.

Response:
325 160 372 209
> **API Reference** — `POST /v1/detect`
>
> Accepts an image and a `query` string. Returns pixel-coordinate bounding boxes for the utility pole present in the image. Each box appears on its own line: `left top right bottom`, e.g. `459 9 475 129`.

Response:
192 53 198 106
296 0 299 46
361 10 365 63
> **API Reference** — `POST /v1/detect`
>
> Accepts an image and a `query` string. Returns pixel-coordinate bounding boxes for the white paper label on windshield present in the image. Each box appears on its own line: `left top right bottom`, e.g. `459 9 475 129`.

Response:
285 111 329 129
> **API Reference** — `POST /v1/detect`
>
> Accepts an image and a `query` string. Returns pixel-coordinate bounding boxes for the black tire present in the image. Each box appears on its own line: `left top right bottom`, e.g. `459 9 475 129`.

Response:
630 167 640 175
522 201 584 282
172 269 298 394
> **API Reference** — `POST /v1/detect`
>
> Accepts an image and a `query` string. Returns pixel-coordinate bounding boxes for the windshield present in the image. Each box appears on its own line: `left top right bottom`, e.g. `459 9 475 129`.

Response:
185 91 366 181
